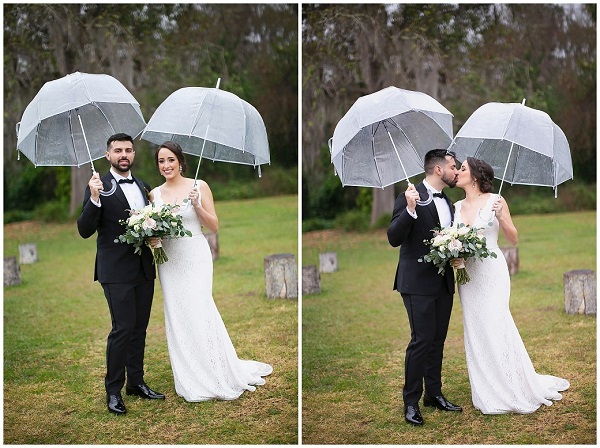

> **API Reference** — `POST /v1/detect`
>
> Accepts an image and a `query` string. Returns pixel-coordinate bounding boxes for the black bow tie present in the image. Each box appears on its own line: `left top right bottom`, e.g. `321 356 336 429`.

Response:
432 192 446 199
118 178 134 184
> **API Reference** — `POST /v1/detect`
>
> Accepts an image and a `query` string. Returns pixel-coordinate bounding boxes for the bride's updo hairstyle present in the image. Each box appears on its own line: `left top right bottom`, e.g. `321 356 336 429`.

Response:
156 141 188 174
467 157 494 193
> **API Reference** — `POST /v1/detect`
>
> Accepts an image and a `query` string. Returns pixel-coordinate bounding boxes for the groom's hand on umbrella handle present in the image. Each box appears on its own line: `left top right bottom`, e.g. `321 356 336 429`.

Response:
89 172 103 201
405 184 419 213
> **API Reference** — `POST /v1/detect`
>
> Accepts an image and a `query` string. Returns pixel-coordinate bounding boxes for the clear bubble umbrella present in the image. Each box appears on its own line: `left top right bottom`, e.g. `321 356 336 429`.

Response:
16 71 147 196
448 99 572 198
448 99 572 224
141 79 270 183
329 86 454 206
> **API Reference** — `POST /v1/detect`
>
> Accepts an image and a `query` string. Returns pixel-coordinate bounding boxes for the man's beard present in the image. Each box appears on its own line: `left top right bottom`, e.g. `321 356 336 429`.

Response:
111 159 132 173
442 173 458 188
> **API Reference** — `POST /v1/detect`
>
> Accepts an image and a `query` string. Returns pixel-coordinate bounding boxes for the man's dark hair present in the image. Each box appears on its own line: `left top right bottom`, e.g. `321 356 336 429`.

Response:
424 148 456 174
107 133 134 150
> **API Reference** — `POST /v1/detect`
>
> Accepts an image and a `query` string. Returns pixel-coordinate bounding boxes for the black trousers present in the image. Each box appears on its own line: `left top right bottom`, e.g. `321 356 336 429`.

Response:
102 274 154 396
401 292 453 406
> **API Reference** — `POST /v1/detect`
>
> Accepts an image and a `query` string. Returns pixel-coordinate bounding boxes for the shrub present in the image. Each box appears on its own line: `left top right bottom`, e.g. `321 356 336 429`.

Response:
34 200 71 223
302 218 334 233
371 212 392 229
3 210 33 224
334 210 369 232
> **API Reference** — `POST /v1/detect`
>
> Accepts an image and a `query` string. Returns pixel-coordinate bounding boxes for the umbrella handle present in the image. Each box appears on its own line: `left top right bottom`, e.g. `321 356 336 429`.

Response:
99 179 118 197
406 181 434 206
477 194 501 226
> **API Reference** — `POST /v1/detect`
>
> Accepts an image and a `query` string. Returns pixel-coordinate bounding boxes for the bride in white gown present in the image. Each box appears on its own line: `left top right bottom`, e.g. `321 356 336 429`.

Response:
149 141 272 402
452 157 569 414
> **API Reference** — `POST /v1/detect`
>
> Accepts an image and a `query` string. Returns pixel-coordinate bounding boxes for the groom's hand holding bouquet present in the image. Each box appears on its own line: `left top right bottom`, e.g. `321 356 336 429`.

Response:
419 223 497 285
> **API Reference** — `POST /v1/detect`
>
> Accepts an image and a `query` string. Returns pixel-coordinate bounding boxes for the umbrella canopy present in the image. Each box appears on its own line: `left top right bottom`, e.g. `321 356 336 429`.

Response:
17 71 146 168
448 101 572 196
141 85 270 179
329 86 454 189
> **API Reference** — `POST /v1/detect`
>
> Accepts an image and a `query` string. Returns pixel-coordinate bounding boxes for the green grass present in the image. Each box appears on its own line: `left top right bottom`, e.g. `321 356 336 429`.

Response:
4 195 298 444
302 211 596 444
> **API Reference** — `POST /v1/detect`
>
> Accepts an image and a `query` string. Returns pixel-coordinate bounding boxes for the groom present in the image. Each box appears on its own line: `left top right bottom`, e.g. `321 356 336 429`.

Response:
387 149 461 426
77 133 165 415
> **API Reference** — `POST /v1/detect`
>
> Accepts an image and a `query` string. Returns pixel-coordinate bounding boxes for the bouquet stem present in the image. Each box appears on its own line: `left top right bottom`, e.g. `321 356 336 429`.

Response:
456 267 470 285
147 240 168 265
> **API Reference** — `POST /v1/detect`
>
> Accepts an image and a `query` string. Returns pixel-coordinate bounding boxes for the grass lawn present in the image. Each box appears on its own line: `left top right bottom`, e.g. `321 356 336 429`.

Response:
302 211 596 444
4 195 298 444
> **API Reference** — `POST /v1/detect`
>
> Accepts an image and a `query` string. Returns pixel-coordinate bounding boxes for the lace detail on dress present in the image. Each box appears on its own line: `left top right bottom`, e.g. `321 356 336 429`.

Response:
151 187 273 402
455 194 569 414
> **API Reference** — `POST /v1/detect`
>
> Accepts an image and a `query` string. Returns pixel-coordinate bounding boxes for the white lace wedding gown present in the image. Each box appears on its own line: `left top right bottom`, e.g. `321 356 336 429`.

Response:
153 187 273 402
455 194 569 414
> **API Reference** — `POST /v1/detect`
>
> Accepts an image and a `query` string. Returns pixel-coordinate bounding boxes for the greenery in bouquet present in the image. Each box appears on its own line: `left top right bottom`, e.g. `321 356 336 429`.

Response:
419 223 497 284
115 203 192 264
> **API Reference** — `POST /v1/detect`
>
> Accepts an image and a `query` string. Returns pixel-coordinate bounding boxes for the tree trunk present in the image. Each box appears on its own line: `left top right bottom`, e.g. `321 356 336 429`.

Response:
70 167 91 216
4 257 21 287
302 265 321 295
264 253 298 299
564 270 596 315
370 187 396 226
500 246 519 275
203 231 219 261
318 252 338 273
18 243 38 265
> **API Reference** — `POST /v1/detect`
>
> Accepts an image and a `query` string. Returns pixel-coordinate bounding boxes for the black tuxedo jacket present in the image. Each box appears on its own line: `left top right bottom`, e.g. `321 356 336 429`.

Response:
387 181 455 296
77 172 155 284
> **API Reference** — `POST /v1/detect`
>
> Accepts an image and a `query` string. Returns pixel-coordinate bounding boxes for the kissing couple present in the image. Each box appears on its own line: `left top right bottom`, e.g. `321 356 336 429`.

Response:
387 148 569 425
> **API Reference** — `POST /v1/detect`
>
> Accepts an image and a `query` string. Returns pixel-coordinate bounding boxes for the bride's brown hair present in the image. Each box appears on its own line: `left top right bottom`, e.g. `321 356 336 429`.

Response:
467 157 494 193
155 141 188 174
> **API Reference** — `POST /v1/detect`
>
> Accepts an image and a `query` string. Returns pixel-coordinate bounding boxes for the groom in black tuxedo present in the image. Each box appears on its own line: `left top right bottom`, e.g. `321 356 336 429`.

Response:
77 133 165 415
387 149 462 426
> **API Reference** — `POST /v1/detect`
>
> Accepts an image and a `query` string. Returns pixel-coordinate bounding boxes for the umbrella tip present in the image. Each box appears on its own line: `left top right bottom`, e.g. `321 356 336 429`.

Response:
521 98 526 105
216 78 221 89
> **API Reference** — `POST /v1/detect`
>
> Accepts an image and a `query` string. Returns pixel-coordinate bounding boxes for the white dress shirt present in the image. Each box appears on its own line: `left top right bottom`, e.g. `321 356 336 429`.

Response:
407 180 452 228
91 169 146 211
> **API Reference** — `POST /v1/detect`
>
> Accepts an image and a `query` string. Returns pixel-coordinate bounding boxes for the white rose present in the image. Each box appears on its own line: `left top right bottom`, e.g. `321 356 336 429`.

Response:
432 235 446 247
457 226 470 236
448 239 463 252
128 213 145 226
142 217 158 231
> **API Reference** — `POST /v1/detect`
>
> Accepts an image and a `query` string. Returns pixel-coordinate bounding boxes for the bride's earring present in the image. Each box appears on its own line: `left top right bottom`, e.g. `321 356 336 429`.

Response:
179 167 183 174
472 179 476 189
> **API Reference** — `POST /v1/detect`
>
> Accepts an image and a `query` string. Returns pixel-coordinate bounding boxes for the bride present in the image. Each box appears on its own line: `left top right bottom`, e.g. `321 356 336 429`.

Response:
148 141 272 402
452 156 569 414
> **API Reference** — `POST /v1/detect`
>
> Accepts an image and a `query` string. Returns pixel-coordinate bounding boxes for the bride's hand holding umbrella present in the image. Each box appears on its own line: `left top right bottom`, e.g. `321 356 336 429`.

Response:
189 182 219 234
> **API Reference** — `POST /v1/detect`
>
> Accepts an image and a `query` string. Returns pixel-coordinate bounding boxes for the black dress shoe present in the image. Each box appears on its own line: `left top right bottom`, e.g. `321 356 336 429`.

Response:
423 394 462 412
107 394 126 415
126 383 165 399
404 405 424 425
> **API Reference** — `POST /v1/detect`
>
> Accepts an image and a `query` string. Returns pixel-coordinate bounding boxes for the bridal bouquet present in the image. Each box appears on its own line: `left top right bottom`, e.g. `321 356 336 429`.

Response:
115 203 191 264
419 224 497 285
